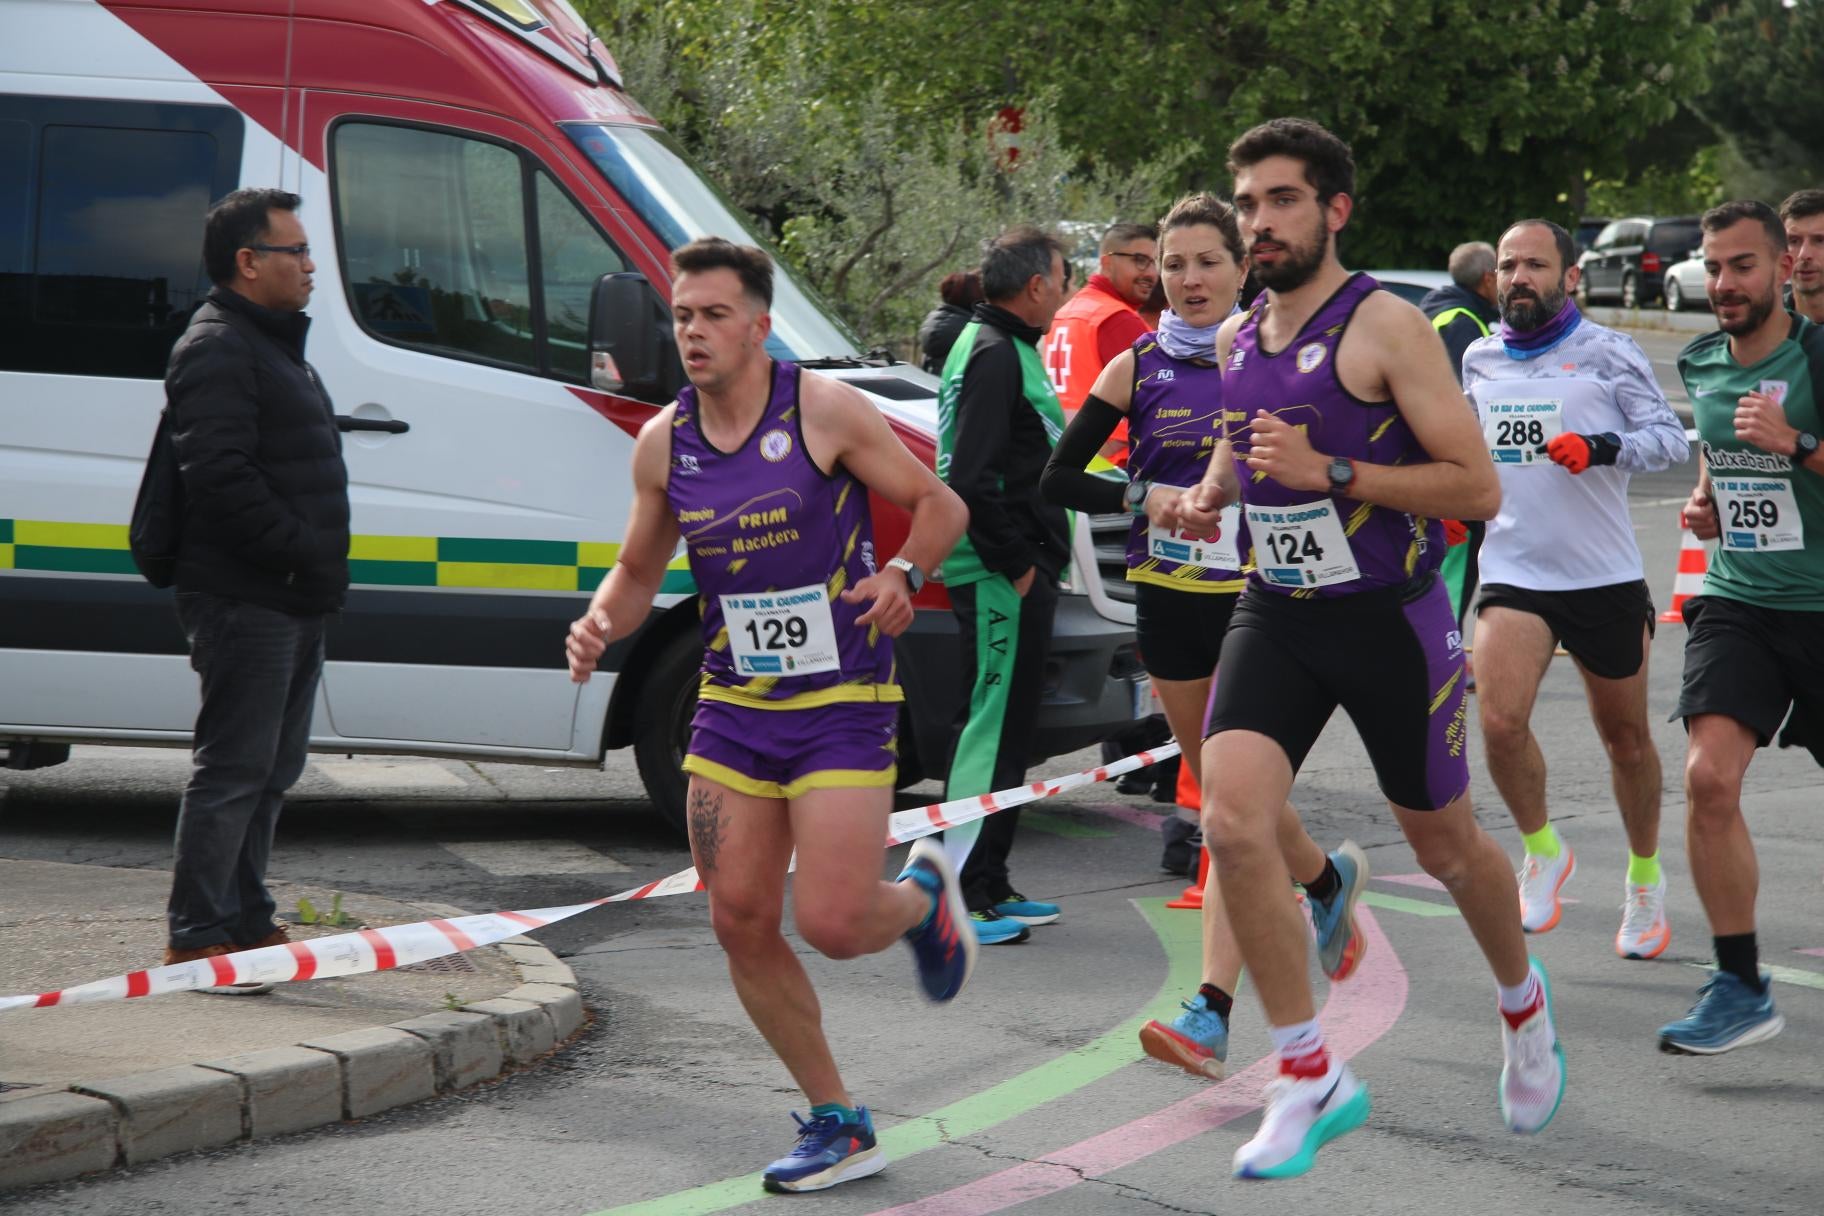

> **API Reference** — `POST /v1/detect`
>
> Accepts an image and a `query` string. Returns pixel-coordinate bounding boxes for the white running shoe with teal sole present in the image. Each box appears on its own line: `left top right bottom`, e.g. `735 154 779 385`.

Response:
1233 1063 1370 1180
1500 958 1566 1133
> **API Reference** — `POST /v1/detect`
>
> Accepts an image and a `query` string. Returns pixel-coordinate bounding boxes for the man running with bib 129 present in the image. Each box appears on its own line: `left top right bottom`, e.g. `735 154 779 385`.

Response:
565 238 974 1194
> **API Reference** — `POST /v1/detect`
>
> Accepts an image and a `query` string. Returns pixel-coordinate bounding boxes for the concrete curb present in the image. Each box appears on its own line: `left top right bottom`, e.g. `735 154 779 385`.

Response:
0 905 584 1193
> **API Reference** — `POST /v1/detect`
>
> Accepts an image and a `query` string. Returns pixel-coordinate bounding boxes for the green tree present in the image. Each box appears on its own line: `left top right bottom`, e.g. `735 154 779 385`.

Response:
583 0 1712 316
1691 0 1824 200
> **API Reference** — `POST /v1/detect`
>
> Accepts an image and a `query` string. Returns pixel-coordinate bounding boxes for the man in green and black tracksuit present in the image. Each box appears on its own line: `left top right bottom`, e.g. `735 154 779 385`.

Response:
937 226 1071 944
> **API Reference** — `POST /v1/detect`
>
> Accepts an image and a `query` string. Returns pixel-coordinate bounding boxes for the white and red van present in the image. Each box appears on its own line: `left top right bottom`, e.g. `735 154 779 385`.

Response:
0 0 1144 831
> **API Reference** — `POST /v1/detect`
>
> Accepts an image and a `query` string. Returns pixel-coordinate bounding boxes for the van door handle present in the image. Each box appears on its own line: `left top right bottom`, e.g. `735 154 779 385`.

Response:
337 416 410 434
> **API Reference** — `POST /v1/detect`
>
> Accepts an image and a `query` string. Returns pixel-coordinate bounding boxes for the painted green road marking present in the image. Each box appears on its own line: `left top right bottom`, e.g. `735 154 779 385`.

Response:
1685 961 1824 991
588 897 1203 1216
1021 811 1117 840
1361 890 1460 918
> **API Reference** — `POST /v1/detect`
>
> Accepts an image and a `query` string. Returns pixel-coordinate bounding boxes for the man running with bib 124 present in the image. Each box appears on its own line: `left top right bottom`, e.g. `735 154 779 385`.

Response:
1174 118 1566 1179
565 238 973 1194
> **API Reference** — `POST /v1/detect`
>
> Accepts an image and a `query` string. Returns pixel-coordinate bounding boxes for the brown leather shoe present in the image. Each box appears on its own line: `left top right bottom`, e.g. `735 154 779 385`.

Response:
235 926 292 952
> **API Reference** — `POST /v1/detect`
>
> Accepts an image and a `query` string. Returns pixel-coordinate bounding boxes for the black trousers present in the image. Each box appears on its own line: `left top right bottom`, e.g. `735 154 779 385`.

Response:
943 572 1059 911
167 592 325 950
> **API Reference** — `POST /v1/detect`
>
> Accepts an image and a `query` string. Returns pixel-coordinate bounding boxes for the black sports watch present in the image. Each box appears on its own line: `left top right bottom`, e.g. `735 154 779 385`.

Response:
886 555 925 593
1122 478 1153 515
1326 456 1356 494
1794 431 1819 466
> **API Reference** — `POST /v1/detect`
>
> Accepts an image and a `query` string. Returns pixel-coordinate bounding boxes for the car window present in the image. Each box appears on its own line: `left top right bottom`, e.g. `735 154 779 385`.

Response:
335 122 537 372
1593 222 1623 250
0 99 242 379
1626 222 1651 245
535 171 627 383
1650 221 1700 257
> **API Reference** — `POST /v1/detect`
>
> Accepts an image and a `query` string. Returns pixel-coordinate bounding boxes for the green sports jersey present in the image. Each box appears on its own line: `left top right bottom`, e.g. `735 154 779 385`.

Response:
1678 312 1824 610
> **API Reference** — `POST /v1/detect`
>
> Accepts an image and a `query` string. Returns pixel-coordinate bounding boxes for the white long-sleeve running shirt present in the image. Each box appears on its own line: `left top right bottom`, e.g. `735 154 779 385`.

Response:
1463 318 1690 591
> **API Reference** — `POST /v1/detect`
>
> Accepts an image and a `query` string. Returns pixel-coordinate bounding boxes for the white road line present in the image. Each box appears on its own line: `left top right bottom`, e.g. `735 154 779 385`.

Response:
440 839 632 875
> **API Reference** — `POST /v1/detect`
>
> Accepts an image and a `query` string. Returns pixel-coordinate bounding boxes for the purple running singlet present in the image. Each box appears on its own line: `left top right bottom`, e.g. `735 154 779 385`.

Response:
1223 273 1445 598
668 361 899 798
1125 335 1244 593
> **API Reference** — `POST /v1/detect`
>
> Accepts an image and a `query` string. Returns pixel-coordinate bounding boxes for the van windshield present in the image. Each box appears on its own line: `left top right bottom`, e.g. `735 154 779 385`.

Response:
563 123 860 362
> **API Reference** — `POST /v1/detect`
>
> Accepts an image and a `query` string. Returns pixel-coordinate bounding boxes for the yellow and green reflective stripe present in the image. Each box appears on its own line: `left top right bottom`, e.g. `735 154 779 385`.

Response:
0 520 695 593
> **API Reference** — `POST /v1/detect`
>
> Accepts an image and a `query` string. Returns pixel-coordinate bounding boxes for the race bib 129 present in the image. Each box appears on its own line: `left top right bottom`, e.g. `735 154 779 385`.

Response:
1244 500 1360 588
721 584 842 675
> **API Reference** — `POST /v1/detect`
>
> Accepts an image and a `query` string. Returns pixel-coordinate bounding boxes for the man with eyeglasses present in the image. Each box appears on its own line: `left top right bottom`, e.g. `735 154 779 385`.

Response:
1044 222 1158 422
158 188 348 992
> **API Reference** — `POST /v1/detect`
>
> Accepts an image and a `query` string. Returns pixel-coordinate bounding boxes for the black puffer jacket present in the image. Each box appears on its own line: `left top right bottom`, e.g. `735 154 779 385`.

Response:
166 288 349 614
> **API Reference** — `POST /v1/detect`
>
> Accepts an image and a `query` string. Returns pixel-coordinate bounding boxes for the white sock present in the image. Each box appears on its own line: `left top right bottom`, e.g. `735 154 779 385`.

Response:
1496 972 1541 1014
1268 1018 1326 1062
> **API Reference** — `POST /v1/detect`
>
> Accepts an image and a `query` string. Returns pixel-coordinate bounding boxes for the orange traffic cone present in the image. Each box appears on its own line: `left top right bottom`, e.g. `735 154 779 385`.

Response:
1167 847 1209 909
1659 516 1708 624
1175 750 1198 811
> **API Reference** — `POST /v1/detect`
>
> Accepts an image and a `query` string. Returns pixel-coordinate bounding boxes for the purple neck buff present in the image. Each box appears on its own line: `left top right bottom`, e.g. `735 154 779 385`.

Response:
1499 298 1582 359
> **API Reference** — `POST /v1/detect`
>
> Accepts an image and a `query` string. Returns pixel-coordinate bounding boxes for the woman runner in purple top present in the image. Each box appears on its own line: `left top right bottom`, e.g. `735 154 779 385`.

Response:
1042 194 1365 1084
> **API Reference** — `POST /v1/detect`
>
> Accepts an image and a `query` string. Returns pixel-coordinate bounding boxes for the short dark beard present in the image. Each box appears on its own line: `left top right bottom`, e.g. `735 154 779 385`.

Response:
1251 213 1328 293
1498 279 1568 332
1716 284 1779 336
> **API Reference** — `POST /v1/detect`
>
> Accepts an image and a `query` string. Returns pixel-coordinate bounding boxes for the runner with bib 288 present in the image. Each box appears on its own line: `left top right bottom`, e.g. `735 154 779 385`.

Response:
1040 192 1368 1084
1174 118 1565 1179
565 238 973 1195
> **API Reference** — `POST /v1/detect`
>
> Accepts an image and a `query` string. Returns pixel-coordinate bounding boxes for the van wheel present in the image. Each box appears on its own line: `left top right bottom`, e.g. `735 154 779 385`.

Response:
1664 279 1684 312
1621 273 1639 309
633 629 700 841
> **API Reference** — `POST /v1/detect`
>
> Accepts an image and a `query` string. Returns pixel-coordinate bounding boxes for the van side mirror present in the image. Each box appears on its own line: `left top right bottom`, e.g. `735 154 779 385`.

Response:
587 272 683 403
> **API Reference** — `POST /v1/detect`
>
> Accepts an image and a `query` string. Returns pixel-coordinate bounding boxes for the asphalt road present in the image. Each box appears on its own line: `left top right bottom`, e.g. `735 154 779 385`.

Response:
6 329 1824 1216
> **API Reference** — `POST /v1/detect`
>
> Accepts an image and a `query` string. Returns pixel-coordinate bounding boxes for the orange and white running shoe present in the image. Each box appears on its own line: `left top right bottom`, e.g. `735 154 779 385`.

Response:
1615 876 1670 960
1517 844 1576 933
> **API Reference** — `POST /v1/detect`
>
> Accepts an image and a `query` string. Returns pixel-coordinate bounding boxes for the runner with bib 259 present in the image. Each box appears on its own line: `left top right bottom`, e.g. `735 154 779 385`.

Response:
1040 192 1368 1086
1173 118 1565 1180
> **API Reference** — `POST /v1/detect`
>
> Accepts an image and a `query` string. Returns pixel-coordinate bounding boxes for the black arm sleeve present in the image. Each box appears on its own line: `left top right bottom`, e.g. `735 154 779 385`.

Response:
1041 394 1128 514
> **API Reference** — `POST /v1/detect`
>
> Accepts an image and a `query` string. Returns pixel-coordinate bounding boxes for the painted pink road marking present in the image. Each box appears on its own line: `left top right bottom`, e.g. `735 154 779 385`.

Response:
1796 948 1824 959
867 907 1408 1216
1077 802 1170 832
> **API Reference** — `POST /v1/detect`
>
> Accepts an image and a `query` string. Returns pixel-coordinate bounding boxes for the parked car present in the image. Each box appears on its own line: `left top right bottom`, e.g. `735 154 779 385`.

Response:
1576 216 1701 308
1575 217 1610 257
1660 247 1712 312
1364 269 1452 306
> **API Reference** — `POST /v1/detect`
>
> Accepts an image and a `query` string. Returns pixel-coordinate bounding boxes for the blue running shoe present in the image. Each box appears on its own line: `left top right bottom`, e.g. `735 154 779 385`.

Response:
993 892 1060 926
898 838 978 1002
1307 840 1368 981
761 1106 886 1193
1139 992 1229 1079
1658 970 1784 1055
969 908 1030 944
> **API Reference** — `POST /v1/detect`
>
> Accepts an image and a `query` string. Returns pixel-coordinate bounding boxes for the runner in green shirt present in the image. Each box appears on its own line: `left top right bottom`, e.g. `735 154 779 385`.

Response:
1662 200 1824 1057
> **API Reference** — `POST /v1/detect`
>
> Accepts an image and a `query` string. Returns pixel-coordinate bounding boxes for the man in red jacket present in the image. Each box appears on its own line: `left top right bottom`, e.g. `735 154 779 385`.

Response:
1044 222 1157 419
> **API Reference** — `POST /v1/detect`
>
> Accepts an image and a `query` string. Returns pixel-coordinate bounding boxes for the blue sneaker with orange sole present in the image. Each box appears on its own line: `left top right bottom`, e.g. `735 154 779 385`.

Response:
898 838 979 1001
761 1107 886 1193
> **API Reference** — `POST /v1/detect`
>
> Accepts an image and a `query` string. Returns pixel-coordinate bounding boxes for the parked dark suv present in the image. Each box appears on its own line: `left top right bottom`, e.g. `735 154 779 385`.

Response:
1577 215 1701 308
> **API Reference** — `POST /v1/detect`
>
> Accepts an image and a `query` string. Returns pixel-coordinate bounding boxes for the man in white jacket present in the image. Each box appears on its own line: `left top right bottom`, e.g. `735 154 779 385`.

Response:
1463 218 1690 960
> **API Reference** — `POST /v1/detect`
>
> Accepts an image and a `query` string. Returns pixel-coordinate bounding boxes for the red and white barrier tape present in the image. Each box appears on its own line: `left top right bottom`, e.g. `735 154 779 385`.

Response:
1 741 1181 1014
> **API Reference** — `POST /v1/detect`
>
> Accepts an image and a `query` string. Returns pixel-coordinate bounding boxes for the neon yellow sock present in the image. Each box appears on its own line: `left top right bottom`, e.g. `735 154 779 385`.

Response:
1520 823 1561 860
1628 851 1662 887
